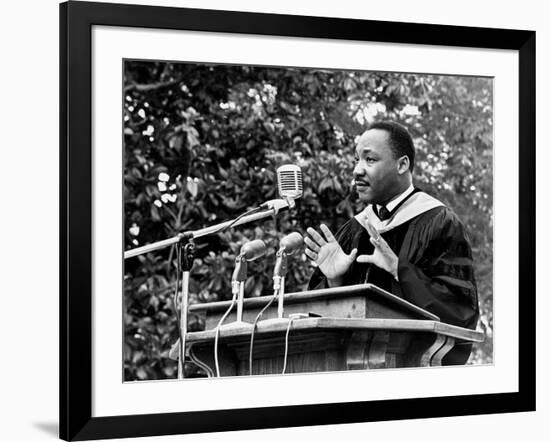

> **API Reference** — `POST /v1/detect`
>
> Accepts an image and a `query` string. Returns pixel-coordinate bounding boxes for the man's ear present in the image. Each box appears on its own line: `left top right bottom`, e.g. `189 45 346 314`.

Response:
397 155 410 174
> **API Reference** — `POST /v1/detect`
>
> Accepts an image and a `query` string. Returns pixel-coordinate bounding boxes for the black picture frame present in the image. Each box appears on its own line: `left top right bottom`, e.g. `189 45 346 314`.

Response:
60 1 536 440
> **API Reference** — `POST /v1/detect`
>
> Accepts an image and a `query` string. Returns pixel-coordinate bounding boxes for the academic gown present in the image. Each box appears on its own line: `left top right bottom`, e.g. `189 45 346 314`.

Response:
308 205 480 365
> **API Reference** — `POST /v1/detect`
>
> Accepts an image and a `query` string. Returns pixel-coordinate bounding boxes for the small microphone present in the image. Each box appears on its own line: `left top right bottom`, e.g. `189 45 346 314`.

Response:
271 232 303 320
277 165 303 208
278 232 304 256
233 239 267 285
273 233 303 282
239 239 267 261
230 239 268 325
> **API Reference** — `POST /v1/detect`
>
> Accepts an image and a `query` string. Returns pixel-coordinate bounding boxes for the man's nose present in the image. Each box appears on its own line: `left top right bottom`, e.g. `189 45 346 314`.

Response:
353 162 366 177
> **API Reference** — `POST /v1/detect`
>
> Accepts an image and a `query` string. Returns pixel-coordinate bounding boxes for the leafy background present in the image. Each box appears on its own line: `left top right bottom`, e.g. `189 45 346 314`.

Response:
123 60 493 381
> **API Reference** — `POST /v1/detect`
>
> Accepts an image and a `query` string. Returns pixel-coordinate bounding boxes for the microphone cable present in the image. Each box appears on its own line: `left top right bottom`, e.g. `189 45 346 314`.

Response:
219 206 263 234
364 265 372 284
213 290 238 377
219 198 291 236
281 317 295 374
248 290 279 375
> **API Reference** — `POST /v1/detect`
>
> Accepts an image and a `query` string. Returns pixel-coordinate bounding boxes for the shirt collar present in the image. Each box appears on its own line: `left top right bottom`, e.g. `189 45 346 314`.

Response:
377 184 415 213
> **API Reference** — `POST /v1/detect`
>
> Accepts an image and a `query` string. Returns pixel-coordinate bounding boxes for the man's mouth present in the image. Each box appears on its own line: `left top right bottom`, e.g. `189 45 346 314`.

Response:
355 180 370 189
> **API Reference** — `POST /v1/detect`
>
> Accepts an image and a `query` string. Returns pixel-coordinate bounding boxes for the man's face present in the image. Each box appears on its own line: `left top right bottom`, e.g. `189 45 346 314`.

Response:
353 129 402 205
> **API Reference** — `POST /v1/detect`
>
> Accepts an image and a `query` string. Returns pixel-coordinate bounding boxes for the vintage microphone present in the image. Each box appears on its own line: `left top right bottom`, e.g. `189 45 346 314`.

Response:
223 164 303 233
123 164 303 259
258 164 303 213
276 164 303 208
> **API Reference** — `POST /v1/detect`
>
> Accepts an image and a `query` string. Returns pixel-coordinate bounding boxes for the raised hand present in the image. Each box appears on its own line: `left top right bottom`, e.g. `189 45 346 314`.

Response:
356 220 399 280
304 224 357 283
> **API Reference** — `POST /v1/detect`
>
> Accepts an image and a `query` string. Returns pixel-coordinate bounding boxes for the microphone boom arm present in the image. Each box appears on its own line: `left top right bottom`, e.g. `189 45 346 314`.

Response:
124 202 289 259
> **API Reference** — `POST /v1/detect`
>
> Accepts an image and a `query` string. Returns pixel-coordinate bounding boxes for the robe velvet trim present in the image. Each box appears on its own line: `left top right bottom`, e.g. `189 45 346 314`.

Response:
355 190 444 234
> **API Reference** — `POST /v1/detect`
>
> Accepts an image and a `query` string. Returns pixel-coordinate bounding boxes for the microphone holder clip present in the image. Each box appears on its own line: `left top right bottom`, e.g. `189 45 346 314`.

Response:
272 250 288 291
177 233 196 271
228 254 252 326
232 255 248 282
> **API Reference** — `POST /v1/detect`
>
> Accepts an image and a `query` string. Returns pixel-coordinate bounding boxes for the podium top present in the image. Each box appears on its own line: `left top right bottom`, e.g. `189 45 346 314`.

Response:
185 317 484 344
189 283 440 321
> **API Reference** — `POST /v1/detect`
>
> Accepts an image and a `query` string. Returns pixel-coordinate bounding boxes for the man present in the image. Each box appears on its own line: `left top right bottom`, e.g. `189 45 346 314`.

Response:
305 121 479 365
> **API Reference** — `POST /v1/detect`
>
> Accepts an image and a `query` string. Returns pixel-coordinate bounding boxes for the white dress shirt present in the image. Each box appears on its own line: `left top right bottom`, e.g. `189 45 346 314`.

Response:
377 184 415 214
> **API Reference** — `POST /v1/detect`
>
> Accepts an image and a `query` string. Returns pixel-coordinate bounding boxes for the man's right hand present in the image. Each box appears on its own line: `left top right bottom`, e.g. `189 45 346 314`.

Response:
304 224 357 285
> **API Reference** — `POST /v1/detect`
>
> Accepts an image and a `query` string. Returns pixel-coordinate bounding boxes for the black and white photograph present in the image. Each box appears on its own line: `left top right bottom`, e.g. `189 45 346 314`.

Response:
52 2 538 440
1 0 546 439
123 60 493 381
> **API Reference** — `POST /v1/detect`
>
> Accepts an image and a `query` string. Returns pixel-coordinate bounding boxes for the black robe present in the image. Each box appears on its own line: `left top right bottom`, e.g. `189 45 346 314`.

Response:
308 205 480 365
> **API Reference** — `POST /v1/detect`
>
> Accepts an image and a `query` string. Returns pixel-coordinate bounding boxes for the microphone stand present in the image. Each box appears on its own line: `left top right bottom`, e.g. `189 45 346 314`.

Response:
158 207 283 378
176 234 195 379
123 200 289 259
233 256 248 324
125 163 303 379
257 250 291 327
247 248 290 375
274 250 288 319
217 254 254 331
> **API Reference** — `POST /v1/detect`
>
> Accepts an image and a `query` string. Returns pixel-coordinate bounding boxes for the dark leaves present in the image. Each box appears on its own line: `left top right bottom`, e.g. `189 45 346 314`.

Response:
123 61 493 380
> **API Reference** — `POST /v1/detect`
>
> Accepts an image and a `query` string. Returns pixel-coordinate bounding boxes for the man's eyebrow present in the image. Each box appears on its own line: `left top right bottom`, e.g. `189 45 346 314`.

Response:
355 148 372 155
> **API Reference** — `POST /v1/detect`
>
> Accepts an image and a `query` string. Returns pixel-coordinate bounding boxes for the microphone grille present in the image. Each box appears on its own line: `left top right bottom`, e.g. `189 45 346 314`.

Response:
280 232 304 255
240 239 267 261
277 165 303 199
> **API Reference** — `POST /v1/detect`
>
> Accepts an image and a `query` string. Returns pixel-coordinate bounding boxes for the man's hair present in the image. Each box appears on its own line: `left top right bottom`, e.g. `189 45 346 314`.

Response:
367 120 415 172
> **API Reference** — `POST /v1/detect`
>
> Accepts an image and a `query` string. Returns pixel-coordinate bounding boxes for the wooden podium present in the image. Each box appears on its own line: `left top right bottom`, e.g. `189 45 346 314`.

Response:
176 284 483 377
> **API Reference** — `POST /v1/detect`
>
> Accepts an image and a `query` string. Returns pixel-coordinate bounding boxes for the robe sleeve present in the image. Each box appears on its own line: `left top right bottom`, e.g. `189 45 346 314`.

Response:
396 207 479 329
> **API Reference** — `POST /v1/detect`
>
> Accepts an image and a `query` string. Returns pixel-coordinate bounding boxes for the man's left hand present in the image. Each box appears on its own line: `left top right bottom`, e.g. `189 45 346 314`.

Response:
356 220 399 280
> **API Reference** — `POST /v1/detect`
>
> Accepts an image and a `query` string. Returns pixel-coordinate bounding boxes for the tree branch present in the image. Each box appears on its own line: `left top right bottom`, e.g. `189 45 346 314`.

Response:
125 79 180 93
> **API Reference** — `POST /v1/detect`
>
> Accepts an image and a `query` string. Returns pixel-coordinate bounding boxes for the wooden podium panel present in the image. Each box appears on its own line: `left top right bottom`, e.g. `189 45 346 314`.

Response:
184 317 483 377
173 284 483 377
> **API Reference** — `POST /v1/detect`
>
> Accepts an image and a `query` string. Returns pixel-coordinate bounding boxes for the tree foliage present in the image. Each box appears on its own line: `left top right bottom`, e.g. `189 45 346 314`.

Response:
123 61 493 381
